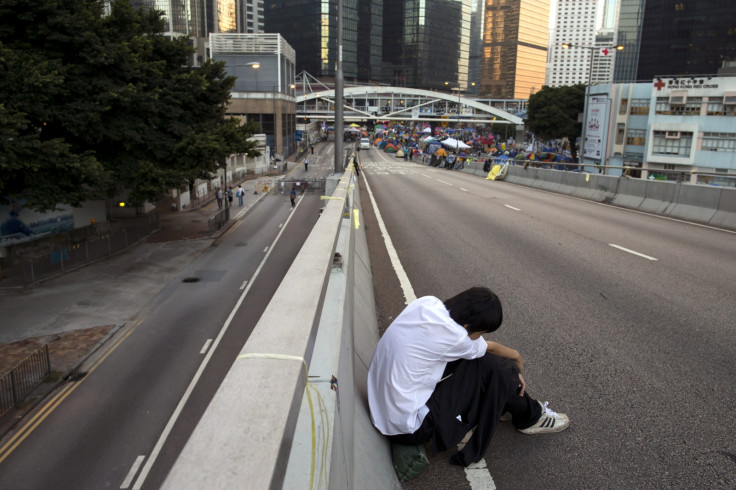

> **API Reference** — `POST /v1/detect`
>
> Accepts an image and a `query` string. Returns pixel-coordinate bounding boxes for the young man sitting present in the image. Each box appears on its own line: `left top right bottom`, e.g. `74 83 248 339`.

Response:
367 286 569 467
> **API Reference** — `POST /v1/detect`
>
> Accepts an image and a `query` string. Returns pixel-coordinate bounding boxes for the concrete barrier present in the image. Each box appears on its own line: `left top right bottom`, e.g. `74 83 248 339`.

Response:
163 169 398 489
666 183 720 224
612 178 647 209
639 181 680 215
709 187 736 230
495 164 735 231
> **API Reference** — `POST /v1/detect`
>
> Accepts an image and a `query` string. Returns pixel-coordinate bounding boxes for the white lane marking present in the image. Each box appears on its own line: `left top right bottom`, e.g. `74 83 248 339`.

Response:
278 223 283 228
435 178 453 186
240 280 248 290
465 459 497 489
131 201 300 489
199 339 213 354
609 244 658 261
505 204 521 211
121 455 145 488
362 174 416 305
460 188 469 192
263 246 269 253
422 174 433 179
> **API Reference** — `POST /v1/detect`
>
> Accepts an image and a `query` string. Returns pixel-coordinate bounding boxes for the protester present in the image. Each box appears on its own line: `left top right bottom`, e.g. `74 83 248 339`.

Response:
367 286 569 467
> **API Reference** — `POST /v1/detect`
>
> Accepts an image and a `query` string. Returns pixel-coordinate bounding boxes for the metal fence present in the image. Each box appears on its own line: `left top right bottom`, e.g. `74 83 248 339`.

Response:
277 177 327 194
0 345 50 417
1 213 159 287
208 206 231 232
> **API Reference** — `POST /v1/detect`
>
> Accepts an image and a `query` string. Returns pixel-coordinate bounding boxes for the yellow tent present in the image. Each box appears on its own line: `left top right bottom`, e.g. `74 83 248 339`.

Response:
349 123 360 128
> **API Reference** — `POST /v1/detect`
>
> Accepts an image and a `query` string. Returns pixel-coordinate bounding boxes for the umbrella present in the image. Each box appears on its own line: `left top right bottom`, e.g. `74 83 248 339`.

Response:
349 123 360 128
422 127 432 133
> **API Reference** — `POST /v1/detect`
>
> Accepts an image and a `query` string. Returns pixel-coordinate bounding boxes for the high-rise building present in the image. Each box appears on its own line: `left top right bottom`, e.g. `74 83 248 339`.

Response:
481 0 550 99
546 0 620 87
264 0 383 82
382 0 472 91
612 0 644 82
467 0 485 94
636 0 736 80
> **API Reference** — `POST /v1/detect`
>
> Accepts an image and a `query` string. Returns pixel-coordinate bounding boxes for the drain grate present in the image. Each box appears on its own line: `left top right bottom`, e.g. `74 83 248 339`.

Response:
182 277 200 283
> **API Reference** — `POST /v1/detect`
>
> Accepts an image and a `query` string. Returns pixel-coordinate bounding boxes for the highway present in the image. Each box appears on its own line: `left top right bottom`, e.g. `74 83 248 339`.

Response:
0 150 337 489
358 148 736 489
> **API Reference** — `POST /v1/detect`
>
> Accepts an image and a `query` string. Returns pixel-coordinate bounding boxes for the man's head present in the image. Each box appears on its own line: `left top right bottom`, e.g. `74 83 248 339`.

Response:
443 286 503 335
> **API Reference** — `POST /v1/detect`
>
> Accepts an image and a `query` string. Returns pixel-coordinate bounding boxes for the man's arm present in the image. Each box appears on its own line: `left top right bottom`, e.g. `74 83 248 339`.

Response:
486 340 527 395
486 341 524 373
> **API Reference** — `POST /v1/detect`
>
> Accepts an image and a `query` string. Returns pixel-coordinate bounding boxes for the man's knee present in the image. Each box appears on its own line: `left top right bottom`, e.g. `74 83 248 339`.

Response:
479 353 519 391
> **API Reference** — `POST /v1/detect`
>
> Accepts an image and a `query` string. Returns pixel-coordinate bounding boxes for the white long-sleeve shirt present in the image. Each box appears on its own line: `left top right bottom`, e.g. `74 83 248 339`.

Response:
367 296 487 435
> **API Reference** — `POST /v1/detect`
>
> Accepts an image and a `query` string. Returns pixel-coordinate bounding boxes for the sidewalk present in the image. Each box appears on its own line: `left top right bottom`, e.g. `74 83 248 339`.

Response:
0 173 280 436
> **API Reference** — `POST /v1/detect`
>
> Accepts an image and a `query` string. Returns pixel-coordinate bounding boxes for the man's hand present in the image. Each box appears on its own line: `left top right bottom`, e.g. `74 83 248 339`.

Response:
518 373 526 397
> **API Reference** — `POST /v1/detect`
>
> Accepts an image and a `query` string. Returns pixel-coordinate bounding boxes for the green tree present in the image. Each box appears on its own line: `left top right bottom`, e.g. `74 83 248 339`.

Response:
525 84 586 163
0 0 259 212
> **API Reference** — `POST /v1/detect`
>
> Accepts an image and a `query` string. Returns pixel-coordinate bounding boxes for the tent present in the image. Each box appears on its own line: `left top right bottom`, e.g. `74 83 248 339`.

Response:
422 127 432 133
349 123 360 128
441 138 471 149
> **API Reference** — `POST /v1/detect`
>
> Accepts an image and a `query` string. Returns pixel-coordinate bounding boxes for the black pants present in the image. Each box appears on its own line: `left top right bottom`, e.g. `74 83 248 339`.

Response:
389 354 542 466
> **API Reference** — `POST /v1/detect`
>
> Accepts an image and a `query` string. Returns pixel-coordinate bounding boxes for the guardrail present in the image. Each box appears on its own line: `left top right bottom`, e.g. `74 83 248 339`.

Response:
0 345 50 416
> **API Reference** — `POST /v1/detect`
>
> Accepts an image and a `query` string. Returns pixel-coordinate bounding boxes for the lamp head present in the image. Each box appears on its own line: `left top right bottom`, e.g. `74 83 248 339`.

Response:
248 62 261 69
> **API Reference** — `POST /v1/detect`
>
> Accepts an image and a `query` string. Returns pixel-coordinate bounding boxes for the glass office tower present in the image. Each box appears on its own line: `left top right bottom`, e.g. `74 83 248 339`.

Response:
636 0 736 79
481 0 549 99
383 0 471 91
264 0 384 82
612 0 644 82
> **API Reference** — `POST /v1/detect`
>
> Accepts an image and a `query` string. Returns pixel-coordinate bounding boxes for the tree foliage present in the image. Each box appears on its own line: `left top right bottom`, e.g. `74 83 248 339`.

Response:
525 84 586 162
0 0 259 211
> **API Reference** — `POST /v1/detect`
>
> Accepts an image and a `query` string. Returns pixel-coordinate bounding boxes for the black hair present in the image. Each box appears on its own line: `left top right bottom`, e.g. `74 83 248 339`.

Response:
443 286 503 334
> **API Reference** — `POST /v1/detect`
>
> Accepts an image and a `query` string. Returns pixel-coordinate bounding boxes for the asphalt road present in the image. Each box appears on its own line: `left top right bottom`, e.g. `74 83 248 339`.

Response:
358 148 736 489
0 153 337 489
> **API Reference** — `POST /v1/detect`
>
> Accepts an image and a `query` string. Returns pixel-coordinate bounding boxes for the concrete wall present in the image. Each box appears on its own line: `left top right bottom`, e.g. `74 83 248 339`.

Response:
163 167 399 489
501 164 736 231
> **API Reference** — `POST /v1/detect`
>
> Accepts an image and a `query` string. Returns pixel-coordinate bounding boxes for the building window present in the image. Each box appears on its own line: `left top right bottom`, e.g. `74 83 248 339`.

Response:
630 99 650 115
616 123 626 144
651 130 693 156
702 132 736 152
671 97 702 116
655 97 671 114
626 129 646 146
707 99 724 115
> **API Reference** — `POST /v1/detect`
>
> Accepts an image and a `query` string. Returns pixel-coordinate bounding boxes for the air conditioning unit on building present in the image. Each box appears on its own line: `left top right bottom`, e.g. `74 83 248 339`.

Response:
665 131 681 138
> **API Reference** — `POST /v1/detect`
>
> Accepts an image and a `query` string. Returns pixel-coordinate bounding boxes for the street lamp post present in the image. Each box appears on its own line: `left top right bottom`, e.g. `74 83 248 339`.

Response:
561 43 623 170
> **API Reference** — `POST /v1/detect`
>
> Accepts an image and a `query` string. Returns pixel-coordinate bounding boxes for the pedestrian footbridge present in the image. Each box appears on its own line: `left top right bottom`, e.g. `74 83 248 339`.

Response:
296 84 525 126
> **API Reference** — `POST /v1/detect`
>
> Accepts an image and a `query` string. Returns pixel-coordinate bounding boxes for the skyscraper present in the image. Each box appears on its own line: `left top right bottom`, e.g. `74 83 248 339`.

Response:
481 0 550 99
545 0 620 88
612 0 644 82
264 0 385 82
382 0 472 90
636 0 736 79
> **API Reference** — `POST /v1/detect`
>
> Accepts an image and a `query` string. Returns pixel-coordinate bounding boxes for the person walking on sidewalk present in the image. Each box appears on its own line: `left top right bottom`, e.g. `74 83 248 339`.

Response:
290 186 296 208
304 157 309 172
367 286 570 467
236 185 244 206
216 187 223 209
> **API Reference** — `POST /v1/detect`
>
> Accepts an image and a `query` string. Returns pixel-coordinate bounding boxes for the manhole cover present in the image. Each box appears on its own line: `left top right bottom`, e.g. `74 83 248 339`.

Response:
182 277 200 283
